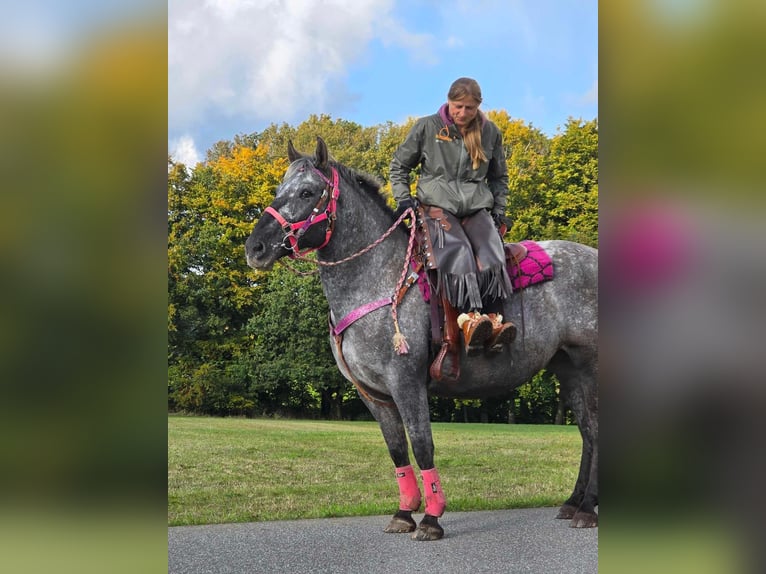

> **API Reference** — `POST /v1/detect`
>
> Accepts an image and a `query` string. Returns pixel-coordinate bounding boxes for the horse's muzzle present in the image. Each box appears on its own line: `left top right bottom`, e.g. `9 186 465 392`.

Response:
245 238 273 270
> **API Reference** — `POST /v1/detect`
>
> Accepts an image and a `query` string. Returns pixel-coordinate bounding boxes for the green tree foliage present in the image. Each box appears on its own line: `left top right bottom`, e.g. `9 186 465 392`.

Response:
515 371 567 424
167 145 286 415
488 111 552 242
245 261 355 418
427 371 570 425
542 118 599 247
255 114 380 180
168 112 597 420
493 114 598 247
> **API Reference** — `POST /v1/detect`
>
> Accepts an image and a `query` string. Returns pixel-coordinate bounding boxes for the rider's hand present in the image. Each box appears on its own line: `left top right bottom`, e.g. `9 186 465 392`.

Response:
492 211 512 236
491 212 512 231
394 197 418 221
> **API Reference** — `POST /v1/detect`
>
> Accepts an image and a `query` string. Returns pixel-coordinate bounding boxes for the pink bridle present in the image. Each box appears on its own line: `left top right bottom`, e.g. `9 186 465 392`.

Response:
264 166 340 258
264 163 417 358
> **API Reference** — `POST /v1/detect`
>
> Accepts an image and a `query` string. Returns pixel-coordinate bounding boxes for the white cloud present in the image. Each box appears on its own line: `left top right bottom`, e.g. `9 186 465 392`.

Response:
168 0 428 130
169 134 202 167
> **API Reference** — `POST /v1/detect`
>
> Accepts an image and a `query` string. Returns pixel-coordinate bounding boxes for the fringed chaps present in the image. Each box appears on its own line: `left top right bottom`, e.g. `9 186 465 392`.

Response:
420 205 512 311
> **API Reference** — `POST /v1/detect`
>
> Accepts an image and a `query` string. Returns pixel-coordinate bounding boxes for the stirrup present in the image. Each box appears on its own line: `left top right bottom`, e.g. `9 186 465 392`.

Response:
429 343 460 382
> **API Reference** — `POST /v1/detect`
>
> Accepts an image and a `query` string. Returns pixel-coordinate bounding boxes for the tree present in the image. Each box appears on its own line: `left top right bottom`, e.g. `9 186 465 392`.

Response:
245 261 354 418
168 112 596 420
488 111 552 242
542 118 599 247
167 144 286 414
514 370 569 424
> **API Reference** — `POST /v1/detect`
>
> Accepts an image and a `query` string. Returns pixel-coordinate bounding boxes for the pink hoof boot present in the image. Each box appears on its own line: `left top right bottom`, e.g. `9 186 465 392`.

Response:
395 465 422 511
420 467 446 517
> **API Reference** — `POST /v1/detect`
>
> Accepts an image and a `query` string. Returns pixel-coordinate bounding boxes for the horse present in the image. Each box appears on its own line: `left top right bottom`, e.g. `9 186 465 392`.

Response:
245 137 598 540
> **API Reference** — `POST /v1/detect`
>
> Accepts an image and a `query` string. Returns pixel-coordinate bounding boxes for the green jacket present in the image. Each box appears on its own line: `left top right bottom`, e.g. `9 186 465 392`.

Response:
389 109 509 218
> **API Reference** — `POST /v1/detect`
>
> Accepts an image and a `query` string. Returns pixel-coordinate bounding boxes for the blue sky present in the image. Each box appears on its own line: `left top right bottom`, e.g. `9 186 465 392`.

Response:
169 0 597 166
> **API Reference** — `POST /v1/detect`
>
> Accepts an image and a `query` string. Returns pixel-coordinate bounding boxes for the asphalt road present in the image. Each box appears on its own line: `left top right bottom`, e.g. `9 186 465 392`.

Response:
168 508 598 574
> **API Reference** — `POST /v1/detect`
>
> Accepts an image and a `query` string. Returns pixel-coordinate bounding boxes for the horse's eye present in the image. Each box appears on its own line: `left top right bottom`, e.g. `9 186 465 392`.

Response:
299 188 314 199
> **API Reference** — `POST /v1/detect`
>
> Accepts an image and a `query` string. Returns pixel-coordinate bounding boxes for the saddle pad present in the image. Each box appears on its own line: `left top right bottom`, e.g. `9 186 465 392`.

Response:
416 239 554 302
506 240 554 290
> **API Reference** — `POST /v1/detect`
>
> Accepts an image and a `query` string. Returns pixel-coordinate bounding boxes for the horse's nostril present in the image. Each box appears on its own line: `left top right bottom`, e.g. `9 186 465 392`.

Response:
246 239 264 256
245 238 266 266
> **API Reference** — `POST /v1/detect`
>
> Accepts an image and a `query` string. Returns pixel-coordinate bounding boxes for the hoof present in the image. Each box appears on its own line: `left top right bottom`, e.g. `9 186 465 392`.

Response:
411 514 444 541
384 510 416 533
570 510 598 528
556 503 578 520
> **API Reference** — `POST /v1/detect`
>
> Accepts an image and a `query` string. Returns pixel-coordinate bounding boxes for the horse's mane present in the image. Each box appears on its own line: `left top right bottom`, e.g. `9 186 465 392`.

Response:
330 161 396 217
288 154 396 217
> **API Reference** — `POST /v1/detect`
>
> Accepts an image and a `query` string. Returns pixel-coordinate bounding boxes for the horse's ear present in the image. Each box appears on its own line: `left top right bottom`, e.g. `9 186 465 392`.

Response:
287 140 302 163
314 136 329 170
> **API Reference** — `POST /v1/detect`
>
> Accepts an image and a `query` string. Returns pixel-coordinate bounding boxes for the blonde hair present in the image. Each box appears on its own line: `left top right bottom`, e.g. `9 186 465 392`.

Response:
448 77 487 170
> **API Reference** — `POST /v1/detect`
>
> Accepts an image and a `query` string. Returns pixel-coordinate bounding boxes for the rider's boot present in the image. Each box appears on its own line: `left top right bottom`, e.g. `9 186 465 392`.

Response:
457 311 494 354
485 313 517 352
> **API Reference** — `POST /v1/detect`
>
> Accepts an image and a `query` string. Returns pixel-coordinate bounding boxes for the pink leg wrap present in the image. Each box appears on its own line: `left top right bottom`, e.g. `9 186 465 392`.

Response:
420 467 447 517
395 465 422 511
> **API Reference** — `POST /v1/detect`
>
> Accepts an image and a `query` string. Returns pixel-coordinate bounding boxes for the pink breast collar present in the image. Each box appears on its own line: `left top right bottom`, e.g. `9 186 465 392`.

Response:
330 297 392 337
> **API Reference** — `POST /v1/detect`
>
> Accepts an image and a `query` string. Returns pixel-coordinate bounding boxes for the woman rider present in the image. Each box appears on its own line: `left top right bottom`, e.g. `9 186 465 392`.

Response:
389 77 516 354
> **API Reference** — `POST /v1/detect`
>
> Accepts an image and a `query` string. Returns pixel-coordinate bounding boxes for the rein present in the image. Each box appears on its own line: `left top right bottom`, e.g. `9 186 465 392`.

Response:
291 206 418 355
265 165 417 355
264 166 419 406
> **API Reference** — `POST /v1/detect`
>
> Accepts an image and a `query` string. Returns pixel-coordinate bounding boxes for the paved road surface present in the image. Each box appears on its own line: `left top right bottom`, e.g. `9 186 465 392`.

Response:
169 508 597 573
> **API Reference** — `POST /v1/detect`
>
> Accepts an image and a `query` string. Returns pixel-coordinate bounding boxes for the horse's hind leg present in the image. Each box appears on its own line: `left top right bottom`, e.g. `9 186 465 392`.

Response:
550 351 599 528
363 400 420 533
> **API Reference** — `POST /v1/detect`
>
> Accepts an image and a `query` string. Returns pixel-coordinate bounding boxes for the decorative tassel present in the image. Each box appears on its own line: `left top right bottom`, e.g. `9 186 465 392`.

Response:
393 331 409 355
392 321 409 355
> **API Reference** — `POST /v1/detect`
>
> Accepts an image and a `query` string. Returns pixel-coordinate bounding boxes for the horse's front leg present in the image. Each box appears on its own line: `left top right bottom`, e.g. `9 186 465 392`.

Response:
364 400 421 533
394 390 446 541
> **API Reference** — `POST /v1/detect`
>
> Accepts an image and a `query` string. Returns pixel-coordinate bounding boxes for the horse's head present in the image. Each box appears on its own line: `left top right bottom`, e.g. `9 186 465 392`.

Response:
245 137 339 270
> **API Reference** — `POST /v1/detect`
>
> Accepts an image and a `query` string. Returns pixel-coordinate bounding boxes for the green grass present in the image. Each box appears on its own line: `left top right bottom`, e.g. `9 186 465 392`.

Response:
168 415 581 526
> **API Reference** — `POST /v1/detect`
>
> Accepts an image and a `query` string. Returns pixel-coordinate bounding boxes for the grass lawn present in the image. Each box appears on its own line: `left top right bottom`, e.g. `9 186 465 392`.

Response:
168 415 580 526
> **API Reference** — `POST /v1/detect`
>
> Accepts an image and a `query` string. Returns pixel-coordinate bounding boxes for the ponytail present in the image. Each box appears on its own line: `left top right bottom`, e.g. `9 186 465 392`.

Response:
463 120 486 170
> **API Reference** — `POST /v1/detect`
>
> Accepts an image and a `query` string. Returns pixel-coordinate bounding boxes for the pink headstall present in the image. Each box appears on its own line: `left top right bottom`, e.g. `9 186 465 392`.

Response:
264 166 340 258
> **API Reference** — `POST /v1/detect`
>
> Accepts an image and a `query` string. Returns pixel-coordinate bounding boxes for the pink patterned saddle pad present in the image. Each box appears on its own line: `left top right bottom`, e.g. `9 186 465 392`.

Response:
416 239 554 302
505 240 554 290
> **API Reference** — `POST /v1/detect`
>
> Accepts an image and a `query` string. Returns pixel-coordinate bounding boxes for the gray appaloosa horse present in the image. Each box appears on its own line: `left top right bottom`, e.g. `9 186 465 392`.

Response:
245 137 598 540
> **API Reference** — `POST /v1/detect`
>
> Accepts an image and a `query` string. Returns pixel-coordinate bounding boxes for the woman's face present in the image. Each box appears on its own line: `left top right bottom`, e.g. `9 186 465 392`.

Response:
448 97 480 130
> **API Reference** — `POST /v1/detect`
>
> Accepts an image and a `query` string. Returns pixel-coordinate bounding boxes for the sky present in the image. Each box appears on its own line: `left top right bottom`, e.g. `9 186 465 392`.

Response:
166 0 597 167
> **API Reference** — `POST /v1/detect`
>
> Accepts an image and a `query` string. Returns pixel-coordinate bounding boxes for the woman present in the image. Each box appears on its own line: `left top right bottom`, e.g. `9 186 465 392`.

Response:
389 77 516 354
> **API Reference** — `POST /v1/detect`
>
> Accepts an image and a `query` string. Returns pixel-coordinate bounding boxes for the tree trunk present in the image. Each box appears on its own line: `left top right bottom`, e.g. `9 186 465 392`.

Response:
321 389 343 420
554 397 566 425
332 394 342 420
